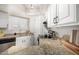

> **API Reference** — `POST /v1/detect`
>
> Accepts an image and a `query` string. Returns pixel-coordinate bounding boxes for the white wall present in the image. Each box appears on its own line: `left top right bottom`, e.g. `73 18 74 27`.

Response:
29 15 48 36
29 16 42 35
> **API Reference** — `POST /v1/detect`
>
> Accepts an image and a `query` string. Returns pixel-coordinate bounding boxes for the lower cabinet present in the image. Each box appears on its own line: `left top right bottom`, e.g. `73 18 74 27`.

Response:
0 42 15 53
0 37 15 53
16 36 33 48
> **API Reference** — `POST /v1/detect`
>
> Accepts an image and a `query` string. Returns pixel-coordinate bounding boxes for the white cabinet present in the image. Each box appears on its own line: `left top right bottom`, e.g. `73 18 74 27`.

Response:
47 4 57 27
47 4 79 27
57 4 75 24
0 12 8 28
16 36 32 48
0 42 15 53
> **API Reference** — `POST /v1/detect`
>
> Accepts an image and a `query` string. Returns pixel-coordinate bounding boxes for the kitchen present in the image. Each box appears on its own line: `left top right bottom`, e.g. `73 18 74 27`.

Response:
0 4 79 55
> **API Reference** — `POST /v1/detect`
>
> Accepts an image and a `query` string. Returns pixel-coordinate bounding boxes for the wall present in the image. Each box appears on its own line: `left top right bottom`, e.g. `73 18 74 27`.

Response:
29 15 48 36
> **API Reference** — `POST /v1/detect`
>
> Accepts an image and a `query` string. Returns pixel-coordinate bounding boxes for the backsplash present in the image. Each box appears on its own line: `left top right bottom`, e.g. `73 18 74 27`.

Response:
51 25 79 45
51 25 79 37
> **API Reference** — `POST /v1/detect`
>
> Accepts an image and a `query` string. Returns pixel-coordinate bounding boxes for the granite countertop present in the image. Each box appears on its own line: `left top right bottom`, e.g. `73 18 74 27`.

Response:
0 32 33 40
1 39 76 55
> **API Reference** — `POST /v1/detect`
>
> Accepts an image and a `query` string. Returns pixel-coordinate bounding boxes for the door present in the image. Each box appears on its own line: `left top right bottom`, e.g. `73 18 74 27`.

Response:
57 4 75 24
47 4 57 27
50 4 57 26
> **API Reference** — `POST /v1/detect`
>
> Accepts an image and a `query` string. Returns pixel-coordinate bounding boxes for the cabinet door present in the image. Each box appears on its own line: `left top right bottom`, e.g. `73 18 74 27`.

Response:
0 42 15 53
57 4 75 24
0 12 8 28
47 4 57 27
16 36 32 48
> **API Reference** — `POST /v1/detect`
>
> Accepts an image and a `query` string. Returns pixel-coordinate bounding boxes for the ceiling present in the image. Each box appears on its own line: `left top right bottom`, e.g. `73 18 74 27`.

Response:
23 4 50 16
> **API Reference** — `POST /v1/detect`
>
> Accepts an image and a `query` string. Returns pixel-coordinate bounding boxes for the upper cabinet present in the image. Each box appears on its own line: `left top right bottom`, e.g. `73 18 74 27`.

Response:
48 5 57 27
57 4 75 24
0 5 8 28
47 4 79 27
46 4 57 27
8 4 26 17
0 12 8 28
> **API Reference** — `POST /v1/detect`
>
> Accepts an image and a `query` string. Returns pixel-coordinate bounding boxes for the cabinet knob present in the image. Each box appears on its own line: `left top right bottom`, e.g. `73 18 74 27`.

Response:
56 16 58 18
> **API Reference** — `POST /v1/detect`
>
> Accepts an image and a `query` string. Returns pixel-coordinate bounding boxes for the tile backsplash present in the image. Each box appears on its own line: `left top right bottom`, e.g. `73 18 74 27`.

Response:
52 25 79 38
51 25 79 45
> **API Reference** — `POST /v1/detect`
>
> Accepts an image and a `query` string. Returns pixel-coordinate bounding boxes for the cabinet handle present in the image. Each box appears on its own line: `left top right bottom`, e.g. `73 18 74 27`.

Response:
56 16 59 23
22 40 26 43
22 40 24 43
53 17 56 24
53 16 59 24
